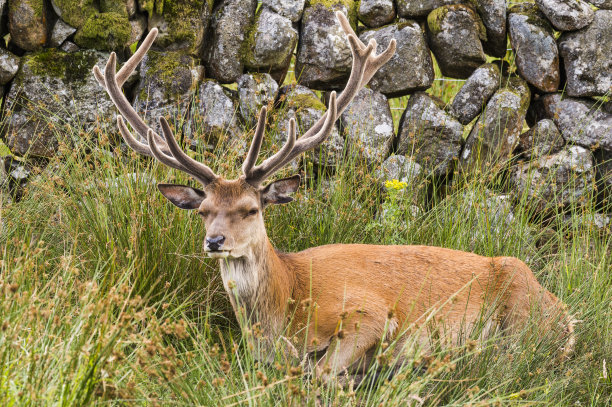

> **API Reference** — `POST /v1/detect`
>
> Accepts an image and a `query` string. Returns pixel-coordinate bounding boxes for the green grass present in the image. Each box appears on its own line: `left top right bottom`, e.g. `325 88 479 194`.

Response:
1 61 611 405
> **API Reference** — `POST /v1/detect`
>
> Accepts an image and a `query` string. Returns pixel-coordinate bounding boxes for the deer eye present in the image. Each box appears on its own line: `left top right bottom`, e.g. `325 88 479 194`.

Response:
198 211 209 218
247 209 258 217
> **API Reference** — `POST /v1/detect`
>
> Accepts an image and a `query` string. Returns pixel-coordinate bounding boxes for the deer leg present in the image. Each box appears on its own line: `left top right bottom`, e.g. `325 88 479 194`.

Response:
315 330 380 383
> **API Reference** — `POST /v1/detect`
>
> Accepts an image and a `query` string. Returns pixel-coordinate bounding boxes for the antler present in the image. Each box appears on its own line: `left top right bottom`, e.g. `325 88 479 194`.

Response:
242 11 396 187
92 28 218 186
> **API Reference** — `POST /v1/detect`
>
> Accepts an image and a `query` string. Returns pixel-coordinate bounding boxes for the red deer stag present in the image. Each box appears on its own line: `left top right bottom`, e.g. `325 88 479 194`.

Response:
93 13 575 382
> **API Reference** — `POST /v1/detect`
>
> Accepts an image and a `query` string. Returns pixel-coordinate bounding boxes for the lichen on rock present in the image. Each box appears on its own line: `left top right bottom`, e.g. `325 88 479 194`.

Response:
243 9 298 75
3 49 117 157
427 4 487 79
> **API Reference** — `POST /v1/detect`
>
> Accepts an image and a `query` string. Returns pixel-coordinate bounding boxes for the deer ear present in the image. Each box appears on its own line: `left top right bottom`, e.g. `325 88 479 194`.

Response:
261 175 301 206
157 184 206 210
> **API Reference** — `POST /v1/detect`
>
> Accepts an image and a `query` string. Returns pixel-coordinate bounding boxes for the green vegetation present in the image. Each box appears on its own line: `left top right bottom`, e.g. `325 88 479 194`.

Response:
74 12 131 51
24 49 100 83
136 50 197 101
1 54 611 406
51 0 98 28
151 0 211 54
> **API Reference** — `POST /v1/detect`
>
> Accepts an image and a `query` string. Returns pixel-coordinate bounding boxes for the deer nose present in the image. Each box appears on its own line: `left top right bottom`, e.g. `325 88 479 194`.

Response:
206 235 226 251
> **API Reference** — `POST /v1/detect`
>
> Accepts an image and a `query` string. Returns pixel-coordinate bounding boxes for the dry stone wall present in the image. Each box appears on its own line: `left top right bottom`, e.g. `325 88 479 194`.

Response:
0 0 610 222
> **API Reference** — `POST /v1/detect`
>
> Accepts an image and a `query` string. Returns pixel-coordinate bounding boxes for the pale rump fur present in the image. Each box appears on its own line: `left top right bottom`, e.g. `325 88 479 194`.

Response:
94 14 575 382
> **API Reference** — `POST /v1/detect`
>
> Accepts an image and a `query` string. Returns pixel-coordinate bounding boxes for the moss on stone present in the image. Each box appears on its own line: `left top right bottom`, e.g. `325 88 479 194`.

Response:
241 10 260 67
52 0 98 28
156 0 209 50
427 6 450 34
309 0 358 28
138 0 164 18
506 76 531 111
287 93 326 112
28 0 45 19
138 50 196 101
100 0 128 16
428 4 486 40
25 49 99 83
74 12 131 51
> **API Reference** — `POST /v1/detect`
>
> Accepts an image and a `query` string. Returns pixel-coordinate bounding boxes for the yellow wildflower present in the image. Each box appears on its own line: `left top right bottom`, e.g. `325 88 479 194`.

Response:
384 179 408 191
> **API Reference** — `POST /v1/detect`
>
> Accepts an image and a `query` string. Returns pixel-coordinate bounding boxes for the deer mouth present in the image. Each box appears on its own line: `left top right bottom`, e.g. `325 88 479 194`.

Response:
206 250 231 259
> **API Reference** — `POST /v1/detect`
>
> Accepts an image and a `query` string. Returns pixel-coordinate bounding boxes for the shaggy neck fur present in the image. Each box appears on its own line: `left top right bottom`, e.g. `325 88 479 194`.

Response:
218 235 294 336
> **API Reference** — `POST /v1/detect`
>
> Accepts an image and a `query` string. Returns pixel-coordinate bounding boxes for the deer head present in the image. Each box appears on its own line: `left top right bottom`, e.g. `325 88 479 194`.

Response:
93 12 395 260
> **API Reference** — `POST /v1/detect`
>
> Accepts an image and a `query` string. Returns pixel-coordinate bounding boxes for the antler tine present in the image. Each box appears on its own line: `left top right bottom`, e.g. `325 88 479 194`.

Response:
297 12 390 142
95 29 218 185
246 117 297 184
242 107 268 178
285 91 337 161
102 52 163 147
93 28 158 89
242 11 395 186
146 129 186 171
117 115 155 157
159 117 217 184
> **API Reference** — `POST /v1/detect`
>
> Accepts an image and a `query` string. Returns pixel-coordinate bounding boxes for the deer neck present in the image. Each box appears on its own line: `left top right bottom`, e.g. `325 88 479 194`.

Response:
218 236 293 333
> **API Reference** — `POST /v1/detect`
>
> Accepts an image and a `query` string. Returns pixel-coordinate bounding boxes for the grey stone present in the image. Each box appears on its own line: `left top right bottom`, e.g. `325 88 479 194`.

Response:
237 73 279 126
60 41 80 52
397 92 464 177
191 80 241 147
133 51 203 136
508 5 560 93
274 85 344 171
6 158 30 181
128 15 147 45
3 50 117 157
8 0 48 51
204 0 257 83
295 3 355 90
513 145 595 212
588 0 612 8
148 0 212 55
452 190 517 246
358 0 395 27
0 49 20 85
396 0 461 18
448 63 500 125
126 0 137 17
359 22 434 97
564 212 611 233
262 0 305 22
535 0 594 31
559 10 612 97
427 5 487 79
243 9 298 74
375 154 422 187
594 149 612 197
460 78 531 172
472 0 506 58
518 119 565 159
340 88 394 166
529 94 612 152
49 18 77 48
